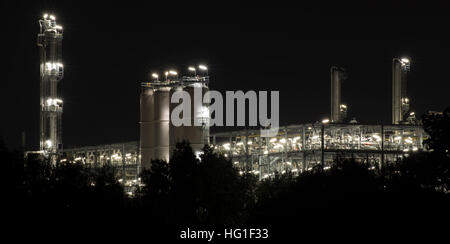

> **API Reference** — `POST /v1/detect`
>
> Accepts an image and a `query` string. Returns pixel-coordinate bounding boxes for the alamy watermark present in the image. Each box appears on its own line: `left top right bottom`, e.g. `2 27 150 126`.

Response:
170 87 280 137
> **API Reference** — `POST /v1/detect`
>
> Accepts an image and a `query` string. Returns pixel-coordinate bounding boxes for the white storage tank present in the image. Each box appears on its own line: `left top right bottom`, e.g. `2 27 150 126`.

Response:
169 77 210 158
153 87 171 162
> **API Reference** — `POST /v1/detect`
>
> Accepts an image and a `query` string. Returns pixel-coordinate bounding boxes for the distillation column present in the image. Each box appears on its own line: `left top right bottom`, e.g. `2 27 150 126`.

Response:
37 14 64 159
330 67 347 123
392 58 410 124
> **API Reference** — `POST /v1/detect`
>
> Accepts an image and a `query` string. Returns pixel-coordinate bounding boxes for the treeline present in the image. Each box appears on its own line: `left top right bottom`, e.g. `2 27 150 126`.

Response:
1 108 449 239
1 145 125 213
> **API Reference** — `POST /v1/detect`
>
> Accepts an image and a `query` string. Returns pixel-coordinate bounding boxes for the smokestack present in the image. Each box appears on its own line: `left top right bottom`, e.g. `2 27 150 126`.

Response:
392 58 410 124
21 131 26 151
330 67 346 123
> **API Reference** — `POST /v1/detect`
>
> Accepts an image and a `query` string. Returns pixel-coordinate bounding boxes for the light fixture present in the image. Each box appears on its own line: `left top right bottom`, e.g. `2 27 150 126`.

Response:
322 119 330 124
43 13 48 19
169 70 177 75
151 73 159 79
164 71 169 81
198 65 207 70
45 140 53 148
373 134 381 142
49 15 55 20
401 58 410 64
188 67 196 71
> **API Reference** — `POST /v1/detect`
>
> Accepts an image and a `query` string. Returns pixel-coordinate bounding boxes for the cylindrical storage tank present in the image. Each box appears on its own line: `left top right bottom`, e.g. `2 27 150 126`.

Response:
169 82 210 158
153 87 171 162
140 87 154 169
169 86 186 156
182 83 210 156
392 59 402 124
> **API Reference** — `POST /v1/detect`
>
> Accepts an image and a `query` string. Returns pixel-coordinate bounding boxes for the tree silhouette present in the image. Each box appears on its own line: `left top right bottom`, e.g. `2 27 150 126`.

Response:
168 141 200 224
135 159 170 223
2 107 450 239
197 145 257 225
422 107 450 155
136 142 258 225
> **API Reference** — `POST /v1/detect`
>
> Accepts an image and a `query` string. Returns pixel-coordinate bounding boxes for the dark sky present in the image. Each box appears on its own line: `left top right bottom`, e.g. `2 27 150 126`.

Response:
2 1 450 150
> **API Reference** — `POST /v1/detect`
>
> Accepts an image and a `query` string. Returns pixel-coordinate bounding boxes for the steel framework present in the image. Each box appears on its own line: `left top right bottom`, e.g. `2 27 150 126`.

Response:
60 123 427 184
37 14 64 160
60 142 141 194
212 123 426 180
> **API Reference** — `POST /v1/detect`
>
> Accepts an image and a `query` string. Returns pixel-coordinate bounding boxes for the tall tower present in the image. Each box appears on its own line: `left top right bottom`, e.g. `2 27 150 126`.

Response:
392 58 410 124
37 14 64 158
330 66 347 123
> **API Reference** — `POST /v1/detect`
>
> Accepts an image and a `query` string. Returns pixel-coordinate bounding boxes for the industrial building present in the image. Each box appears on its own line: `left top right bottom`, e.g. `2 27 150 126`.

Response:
33 15 427 188
59 59 427 185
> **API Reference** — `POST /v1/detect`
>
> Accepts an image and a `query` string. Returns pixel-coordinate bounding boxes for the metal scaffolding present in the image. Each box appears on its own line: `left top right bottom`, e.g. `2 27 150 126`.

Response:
60 141 141 194
60 123 427 183
211 123 427 180
37 14 64 161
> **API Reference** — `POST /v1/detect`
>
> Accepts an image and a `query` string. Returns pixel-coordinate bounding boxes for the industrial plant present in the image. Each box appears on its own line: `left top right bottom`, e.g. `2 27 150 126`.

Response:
32 14 427 192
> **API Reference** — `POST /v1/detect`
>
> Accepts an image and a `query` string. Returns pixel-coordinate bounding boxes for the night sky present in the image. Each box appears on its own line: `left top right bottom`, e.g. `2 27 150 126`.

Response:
3 1 450 150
